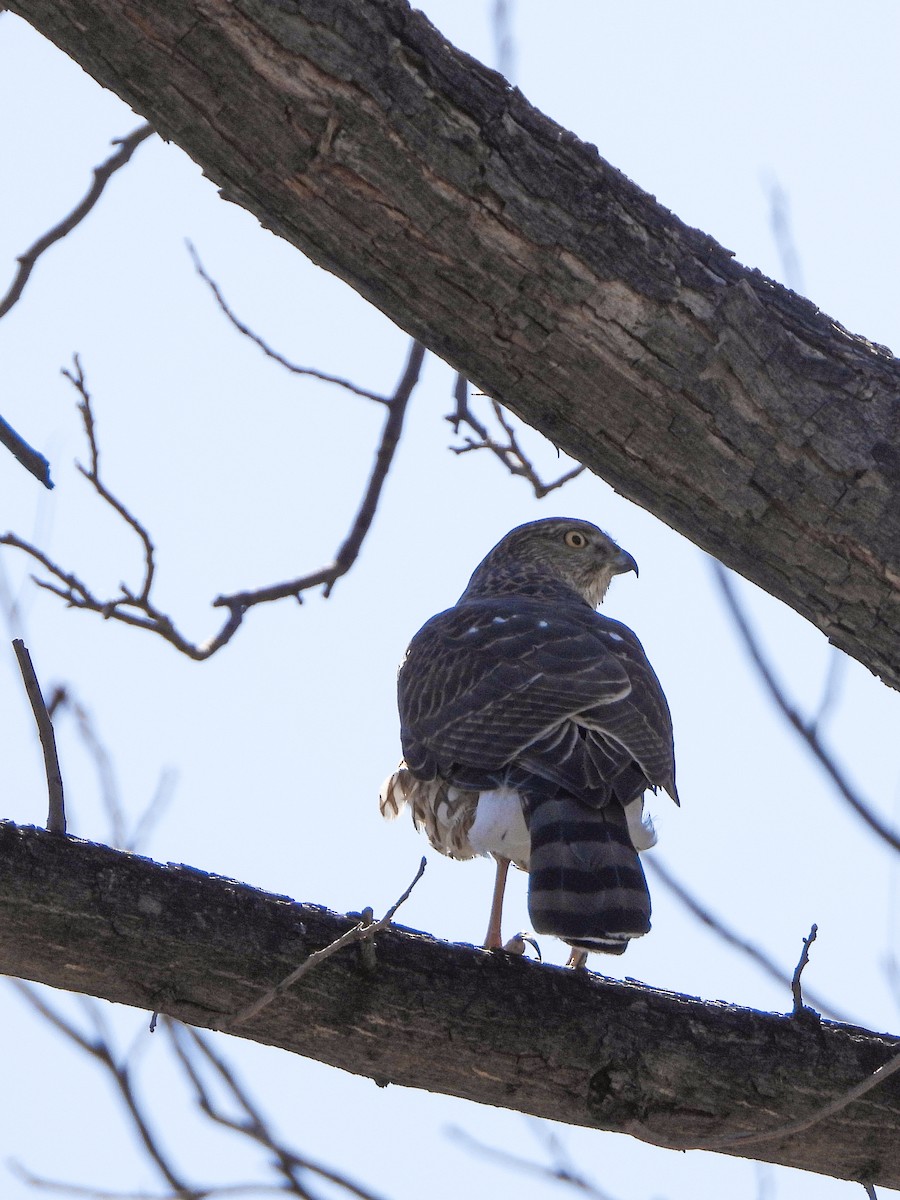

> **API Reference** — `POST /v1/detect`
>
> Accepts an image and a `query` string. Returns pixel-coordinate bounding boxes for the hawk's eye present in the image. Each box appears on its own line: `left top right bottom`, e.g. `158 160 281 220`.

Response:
564 530 588 549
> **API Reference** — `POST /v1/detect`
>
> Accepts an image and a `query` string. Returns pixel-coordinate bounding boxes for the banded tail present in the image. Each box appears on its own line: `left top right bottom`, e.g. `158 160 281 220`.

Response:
527 797 651 955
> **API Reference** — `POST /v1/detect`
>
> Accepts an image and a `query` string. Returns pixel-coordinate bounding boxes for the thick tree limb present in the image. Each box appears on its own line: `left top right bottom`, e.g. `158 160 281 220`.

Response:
6 0 900 687
0 822 897 1188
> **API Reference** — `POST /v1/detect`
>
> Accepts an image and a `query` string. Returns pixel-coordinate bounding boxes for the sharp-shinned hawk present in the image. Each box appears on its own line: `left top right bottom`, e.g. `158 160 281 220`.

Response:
380 517 678 959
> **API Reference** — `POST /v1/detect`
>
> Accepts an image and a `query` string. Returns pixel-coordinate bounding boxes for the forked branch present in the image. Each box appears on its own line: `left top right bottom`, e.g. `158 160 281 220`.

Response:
1 343 423 659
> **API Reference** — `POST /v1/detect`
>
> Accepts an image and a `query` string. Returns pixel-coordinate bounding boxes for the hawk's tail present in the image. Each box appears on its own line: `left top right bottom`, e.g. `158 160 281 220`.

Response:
526 797 651 955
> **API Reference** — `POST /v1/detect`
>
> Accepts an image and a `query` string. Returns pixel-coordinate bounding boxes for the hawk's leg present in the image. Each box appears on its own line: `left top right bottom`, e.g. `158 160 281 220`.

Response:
566 948 588 969
484 855 511 949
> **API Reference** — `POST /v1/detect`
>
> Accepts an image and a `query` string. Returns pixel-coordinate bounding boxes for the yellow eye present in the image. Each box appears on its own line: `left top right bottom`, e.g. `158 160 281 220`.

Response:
564 529 588 549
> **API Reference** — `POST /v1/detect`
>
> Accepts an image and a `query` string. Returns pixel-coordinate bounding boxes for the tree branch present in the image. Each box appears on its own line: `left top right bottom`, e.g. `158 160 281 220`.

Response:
644 857 851 1024
7 0 900 686
711 562 900 855
12 638 66 833
0 414 53 489
447 375 585 498
1 342 422 658
0 123 153 321
0 821 898 1189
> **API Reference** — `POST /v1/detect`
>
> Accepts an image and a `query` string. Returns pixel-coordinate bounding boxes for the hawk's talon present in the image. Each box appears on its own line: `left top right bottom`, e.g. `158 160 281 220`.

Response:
503 932 542 961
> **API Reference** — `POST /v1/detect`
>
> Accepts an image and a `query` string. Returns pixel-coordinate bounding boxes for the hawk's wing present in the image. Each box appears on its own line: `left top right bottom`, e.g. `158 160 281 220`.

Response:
399 595 677 807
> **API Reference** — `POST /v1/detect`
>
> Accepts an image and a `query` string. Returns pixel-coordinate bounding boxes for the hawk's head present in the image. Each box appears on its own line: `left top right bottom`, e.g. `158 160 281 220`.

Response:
460 517 638 610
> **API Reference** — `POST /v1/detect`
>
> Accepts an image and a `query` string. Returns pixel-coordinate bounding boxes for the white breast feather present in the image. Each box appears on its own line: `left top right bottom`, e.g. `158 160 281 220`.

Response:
468 788 530 870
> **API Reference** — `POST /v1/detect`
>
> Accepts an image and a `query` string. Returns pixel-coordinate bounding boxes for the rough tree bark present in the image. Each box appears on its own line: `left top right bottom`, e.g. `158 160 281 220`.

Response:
1 822 898 1188
6 0 900 689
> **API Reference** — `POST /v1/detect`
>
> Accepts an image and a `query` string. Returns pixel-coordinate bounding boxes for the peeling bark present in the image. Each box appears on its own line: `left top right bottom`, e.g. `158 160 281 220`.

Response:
1 822 898 1187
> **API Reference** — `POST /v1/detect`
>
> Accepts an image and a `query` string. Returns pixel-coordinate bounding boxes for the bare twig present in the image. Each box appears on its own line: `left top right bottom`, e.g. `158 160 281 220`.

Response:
810 648 846 733
766 178 805 294
491 0 516 82
0 413 53 488
228 856 426 1028
214 338 424 608
450 1124 618 1199
791 924 819 1017
712 561 900 854
166 1023 386 1200
11 985 194 1196
8 1165 289 1200
645 857 850 1023
0 124 154 321
447 376 584 498
12 638 65 833
188 242 387 405
1 341 422 659
13 972 390 1200
66 359 156 600
862 1184 878 1199
45 683 176 850
630 1045 900 1153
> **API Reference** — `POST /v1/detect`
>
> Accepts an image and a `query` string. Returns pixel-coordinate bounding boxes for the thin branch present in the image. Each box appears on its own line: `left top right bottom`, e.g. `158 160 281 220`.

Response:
791 924 818 1017
712 561 900 854
765 178 805 295
8 1165 289 1200
166 1023 386 1200
46 683 176 851
11 985 198 1198
645 857 851 1024
447 376 584 499
810 648 846 733
450 1125 619 1199
12 984 381 1200
227 856 426 1028
214 338 425 608
491 0 516 82
1 342 422 659
0 124 154 321
187 242 388 405
66 359 156 601
12 638 65 833
0 414 53 488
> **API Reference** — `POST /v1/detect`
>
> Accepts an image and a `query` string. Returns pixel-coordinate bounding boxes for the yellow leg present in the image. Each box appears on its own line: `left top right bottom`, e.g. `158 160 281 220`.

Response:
484 855 511 949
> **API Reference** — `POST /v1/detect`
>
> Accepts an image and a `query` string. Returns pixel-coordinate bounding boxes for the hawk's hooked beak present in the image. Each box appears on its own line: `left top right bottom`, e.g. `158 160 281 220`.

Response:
612 548 639 579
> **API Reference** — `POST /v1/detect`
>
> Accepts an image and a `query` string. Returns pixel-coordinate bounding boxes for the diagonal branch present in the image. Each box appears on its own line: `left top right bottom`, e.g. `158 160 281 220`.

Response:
0 124 154 321
213 339 424 609
0 414 53 489
165 1023 386 1200
711 561 900 855
11 985 195 1197
645 856 852 1023
187 242 388 406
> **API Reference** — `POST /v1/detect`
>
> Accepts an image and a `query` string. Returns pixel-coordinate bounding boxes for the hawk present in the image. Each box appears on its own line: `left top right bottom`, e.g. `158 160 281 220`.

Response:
379 517 678 959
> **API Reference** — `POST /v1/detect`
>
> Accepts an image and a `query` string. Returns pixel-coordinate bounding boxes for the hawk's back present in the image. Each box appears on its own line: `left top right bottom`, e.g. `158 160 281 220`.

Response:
381 517 678 955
